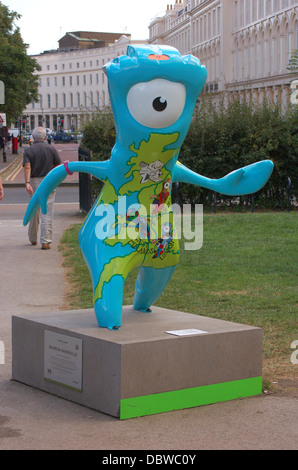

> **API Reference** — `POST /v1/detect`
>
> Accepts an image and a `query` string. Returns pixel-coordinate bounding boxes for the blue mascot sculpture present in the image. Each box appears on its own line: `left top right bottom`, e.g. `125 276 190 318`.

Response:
23 45 273 330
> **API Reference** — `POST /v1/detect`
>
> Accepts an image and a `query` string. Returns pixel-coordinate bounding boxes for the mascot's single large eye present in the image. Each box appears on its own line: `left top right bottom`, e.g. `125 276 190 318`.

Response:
127 79 186 128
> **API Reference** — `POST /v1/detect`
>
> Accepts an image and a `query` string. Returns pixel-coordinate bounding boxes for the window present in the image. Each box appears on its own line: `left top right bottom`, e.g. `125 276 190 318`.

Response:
69 63 72 69
47 65 50 71
70 93 73 107
278 28 282 72
269 29 273 74
90 74 92 85
54 77 57 86
69 76 73 86
47 78 50 87
63 93 66 107
47 94 51 108
39 95 43 108
77 75 80 85
287 31 291 65
62 77 65 86
55 93 58 108
77 62 80 68
77 92 80 107
83 75 86 85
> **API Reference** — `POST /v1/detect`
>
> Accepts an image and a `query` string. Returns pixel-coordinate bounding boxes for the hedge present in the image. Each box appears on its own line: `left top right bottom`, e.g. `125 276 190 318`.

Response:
81 99 298 210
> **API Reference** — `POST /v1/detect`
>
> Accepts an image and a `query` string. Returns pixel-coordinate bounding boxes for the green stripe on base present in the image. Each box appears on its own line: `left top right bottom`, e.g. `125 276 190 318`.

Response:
120 376 262 419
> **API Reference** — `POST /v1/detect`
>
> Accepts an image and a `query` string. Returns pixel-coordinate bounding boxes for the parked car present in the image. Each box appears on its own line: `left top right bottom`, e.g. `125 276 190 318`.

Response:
22 132 32 143
52 131 71 143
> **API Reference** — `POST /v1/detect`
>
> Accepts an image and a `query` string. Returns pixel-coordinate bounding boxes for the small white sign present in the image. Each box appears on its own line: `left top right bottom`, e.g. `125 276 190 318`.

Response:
0 81 4 104
165 328 208 336
0 341 4 364
0 113 6 126
44 330 83 391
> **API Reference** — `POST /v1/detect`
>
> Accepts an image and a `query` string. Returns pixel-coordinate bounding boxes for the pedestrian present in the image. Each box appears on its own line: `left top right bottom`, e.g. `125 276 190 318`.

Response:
23 127 61 249
0 176 4 201
47 133 52 145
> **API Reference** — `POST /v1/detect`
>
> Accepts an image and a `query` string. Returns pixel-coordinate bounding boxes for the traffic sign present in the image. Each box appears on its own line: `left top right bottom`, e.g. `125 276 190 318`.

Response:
0 81 4 104
0 113 7 125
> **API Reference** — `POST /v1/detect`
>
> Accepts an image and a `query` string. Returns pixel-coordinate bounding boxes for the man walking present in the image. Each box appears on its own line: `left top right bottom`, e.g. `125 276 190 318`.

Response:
23 127 61 249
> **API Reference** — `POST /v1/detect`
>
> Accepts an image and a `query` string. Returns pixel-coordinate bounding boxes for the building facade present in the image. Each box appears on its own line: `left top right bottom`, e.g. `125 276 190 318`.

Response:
23 34 144 132
23 3 298 131
149 0 298 106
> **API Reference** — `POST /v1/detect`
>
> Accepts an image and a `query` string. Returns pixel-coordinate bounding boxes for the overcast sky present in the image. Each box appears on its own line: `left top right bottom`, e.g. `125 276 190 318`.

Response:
5 0 171 55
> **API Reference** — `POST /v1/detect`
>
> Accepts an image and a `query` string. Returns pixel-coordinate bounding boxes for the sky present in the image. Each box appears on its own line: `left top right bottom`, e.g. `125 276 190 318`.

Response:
4 0 172 55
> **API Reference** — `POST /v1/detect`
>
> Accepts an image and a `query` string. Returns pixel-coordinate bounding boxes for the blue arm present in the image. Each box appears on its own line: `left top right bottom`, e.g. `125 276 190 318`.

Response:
172 160 274 196
23 160 110 226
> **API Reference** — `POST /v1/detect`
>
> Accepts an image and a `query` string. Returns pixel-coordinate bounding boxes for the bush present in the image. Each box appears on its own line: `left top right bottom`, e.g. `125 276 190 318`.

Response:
81 100 298 210
81 107 116 160
178 98 297 209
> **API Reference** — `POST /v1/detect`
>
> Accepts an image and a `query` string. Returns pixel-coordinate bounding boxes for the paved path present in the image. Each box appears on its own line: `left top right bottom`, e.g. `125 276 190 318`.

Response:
0 147 297 451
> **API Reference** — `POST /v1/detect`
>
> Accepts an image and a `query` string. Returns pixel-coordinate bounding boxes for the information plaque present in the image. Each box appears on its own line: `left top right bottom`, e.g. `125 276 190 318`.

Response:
44 330 83 391
165 328 208 336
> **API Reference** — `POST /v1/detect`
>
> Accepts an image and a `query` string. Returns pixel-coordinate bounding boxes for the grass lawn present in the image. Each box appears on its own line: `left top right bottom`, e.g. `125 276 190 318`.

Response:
59 211 297 393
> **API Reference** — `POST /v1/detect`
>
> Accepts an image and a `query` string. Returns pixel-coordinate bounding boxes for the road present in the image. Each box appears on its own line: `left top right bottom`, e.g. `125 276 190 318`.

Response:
1 143 80 185
2 185 79 205
0 142 81 220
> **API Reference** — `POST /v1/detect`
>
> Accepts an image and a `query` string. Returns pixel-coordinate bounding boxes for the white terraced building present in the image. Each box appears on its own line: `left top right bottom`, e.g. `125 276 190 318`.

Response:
22 1 298 131
23 33 145 132
149 0 298 106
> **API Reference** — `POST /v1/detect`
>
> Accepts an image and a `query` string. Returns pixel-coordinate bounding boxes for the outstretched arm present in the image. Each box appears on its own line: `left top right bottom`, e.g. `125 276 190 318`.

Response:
172 160 274 196
23 160 110 226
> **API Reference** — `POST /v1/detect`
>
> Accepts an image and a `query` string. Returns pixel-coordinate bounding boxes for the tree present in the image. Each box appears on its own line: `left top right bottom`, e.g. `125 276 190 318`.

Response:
0 2 40 124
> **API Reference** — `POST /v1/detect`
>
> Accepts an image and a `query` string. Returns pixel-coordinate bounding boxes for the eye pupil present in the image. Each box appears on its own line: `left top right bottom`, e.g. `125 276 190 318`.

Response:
153 96 167 112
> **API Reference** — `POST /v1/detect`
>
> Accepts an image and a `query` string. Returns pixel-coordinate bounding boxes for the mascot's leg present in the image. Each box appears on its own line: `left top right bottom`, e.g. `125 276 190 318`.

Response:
94 275 125 330
91 252 140 330
133 265 177 312
78 202 130 329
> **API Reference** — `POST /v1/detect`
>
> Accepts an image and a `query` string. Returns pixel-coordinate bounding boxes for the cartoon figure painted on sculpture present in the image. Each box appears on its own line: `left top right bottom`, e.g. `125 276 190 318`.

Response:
23 44 273 329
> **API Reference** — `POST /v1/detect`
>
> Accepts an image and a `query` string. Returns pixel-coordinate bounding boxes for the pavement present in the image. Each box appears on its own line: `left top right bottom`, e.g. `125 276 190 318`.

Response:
0 145 297 451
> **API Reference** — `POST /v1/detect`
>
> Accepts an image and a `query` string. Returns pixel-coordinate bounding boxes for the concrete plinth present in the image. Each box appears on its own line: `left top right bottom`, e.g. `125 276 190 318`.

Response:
12 306 263 419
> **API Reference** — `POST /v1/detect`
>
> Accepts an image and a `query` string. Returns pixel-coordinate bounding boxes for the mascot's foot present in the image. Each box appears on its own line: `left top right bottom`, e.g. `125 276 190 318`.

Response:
108 325 121 330
134 306 152 313
94 299 122 331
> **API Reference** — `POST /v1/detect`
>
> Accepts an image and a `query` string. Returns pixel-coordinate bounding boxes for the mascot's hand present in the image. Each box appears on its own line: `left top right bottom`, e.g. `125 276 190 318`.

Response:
23 164 67 225
217 160 274 196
